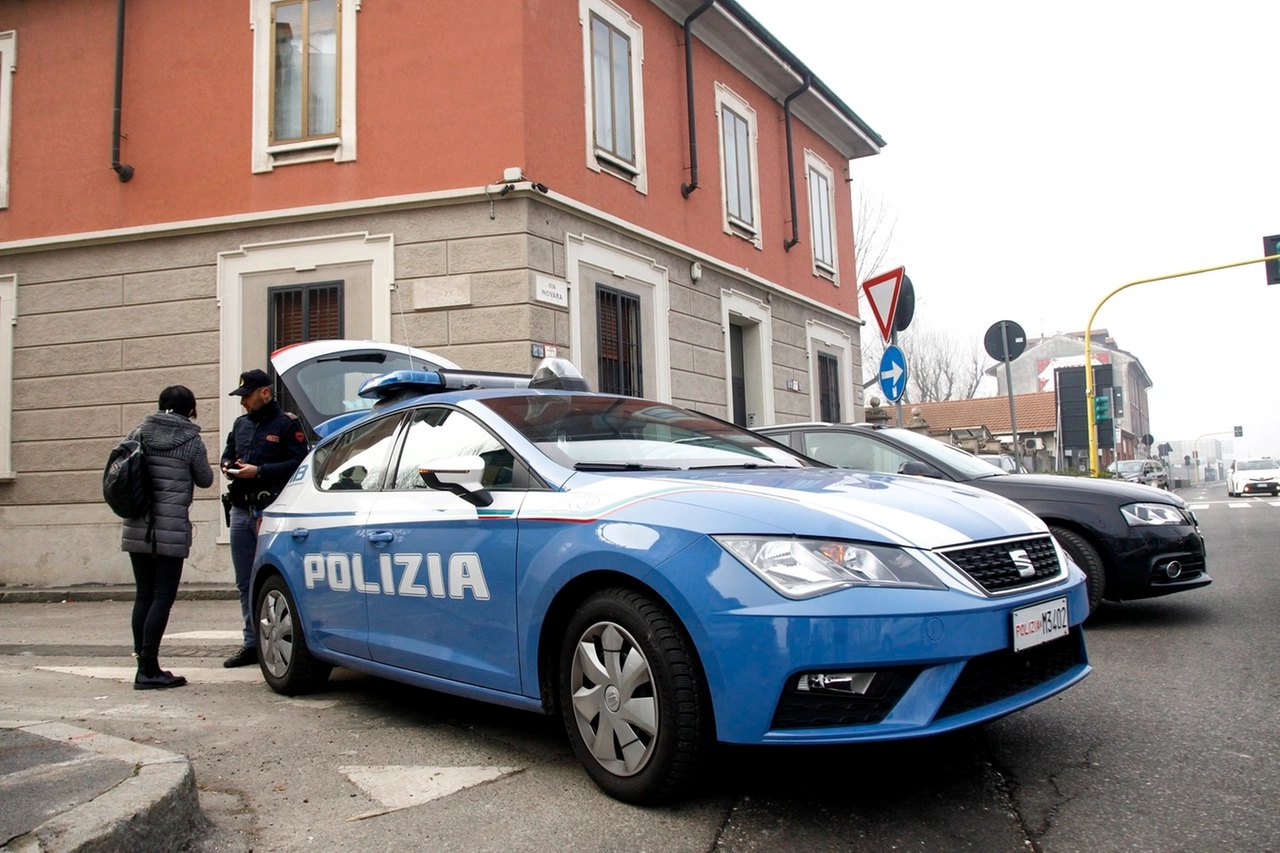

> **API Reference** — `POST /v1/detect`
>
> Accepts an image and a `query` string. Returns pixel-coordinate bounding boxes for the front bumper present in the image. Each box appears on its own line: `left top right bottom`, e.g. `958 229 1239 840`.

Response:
1240 480 1279 495
1105 525 1210 601
655 544 1092 745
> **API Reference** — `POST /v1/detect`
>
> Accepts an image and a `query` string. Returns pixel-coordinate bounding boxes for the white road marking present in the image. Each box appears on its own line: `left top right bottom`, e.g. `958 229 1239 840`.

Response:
1189 504 1210 510
341 765 520 819
165 631 243 641
38 666 264 683
1228 502 1252 508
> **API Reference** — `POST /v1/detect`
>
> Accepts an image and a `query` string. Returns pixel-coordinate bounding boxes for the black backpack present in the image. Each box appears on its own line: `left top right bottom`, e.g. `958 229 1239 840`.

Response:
103 439 153 520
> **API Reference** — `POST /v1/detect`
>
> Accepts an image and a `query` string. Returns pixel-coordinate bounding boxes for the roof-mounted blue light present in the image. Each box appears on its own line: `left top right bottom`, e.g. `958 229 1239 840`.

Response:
357 370 447 400
355 357 589 403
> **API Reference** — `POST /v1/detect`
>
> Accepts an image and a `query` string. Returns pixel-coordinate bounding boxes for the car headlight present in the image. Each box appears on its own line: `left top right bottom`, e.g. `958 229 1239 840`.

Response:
714 536 946 599
1121 502 1187 526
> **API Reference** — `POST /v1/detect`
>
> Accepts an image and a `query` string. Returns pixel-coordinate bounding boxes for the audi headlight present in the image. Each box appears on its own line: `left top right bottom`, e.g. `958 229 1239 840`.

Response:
714 536 946 599
1121 502 1187 526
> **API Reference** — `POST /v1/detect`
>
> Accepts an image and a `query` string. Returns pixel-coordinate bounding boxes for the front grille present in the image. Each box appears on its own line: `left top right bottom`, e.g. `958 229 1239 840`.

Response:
939 535 1062 593
935 635 1081 720
771 668 920 730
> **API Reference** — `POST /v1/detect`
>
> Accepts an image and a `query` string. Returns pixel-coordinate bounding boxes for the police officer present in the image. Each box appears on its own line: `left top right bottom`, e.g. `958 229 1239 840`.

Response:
221 369 309 668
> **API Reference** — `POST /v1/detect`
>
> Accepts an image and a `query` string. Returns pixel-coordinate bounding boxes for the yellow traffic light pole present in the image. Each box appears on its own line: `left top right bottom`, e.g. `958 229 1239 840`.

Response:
1084 253 1280 476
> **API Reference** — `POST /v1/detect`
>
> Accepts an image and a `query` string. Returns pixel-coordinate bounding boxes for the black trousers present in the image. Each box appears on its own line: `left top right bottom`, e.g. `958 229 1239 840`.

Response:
129 552 184 664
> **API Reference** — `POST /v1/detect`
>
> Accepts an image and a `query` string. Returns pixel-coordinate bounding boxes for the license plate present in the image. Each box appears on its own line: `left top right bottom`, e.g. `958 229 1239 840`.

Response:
1012 597 1069 652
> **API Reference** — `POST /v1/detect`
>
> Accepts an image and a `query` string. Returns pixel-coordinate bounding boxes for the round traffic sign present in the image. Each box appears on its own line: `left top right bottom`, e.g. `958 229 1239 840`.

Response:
879 345 907 403
894 275 915 332
984 320 1027 363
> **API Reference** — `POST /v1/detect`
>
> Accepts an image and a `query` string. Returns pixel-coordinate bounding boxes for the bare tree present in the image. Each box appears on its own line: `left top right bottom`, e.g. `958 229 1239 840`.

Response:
851 185 987 404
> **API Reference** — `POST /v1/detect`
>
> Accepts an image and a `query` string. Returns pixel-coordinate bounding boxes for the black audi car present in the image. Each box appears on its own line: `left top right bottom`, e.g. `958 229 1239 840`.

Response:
756 423 1209 615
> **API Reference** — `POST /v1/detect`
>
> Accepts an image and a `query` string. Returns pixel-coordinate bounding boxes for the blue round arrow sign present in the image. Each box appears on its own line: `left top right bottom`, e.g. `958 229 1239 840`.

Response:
879 345 907 403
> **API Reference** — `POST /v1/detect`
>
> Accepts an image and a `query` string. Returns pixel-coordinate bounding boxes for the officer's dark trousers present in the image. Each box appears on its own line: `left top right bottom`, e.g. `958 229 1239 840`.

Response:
229 506 261 649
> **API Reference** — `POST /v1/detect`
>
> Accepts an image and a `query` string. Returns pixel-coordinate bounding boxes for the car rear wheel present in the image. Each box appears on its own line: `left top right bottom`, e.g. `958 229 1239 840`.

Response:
559 588 711 805
1050 525 1105 616
256 574 332 695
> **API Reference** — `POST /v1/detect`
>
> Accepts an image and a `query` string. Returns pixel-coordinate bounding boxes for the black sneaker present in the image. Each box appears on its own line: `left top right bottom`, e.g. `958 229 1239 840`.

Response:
223 646 258 668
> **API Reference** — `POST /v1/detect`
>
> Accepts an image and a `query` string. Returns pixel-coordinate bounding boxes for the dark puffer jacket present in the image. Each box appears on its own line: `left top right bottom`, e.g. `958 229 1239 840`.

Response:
121 412 215 558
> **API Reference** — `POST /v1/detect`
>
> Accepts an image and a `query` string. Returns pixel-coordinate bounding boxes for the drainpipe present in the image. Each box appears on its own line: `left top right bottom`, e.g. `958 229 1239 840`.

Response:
680 1 716 199
111 0 134 182
782 73 811 251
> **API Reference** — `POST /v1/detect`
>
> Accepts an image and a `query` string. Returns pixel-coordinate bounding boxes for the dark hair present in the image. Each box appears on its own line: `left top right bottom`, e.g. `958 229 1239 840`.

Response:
158 385 197 417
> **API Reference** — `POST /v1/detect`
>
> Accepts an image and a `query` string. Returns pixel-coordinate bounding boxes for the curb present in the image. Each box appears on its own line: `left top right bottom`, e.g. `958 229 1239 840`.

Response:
0 721 202 853
0 584 238 604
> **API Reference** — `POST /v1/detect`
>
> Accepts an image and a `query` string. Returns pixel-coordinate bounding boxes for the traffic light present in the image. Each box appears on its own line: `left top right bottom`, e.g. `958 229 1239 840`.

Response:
1264 235 1280 285
1234 425 1244 437
1093 391 1111 422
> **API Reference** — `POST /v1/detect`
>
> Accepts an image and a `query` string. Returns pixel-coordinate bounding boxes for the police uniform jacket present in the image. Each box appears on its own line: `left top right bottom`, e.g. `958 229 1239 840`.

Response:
121 412 215 558
221 399 309 508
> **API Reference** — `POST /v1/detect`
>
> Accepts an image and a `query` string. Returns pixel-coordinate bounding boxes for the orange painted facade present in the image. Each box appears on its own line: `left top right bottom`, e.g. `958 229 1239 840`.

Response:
0 0 866 316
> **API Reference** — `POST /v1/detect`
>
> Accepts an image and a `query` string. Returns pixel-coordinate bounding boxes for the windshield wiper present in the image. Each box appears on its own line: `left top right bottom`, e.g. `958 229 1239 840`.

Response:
573 462 680 471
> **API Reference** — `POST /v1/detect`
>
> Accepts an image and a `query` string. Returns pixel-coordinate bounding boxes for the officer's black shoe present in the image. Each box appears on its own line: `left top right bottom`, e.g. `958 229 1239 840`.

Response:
134 671 187 690
223 646 258 668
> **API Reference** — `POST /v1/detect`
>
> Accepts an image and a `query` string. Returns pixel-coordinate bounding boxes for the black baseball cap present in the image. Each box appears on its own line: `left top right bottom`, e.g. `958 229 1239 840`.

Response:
229 369 271 397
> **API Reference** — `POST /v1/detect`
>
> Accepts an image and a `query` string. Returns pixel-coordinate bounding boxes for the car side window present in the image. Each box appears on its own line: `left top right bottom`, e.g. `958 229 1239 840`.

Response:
393 406 516 491
315 413 402 492
803 430 914 474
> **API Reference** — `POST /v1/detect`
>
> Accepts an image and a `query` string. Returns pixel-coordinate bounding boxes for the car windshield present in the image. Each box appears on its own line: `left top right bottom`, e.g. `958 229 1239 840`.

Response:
482 394 810 470
878 428 1009 478
1238 459 1280 471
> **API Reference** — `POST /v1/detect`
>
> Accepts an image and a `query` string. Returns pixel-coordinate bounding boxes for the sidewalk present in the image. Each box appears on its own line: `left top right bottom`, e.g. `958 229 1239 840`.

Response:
1 720 202 852
0 587 236 851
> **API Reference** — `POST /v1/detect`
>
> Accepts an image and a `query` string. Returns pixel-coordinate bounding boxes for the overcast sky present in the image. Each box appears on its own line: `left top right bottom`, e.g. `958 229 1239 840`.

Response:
739 0 1280 460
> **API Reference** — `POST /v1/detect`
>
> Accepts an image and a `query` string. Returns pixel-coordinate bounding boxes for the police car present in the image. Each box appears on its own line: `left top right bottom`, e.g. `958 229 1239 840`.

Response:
251 341 1091 804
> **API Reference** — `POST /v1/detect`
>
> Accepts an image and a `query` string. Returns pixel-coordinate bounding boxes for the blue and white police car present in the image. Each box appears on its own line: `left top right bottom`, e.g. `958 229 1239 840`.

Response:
251 341 1090 804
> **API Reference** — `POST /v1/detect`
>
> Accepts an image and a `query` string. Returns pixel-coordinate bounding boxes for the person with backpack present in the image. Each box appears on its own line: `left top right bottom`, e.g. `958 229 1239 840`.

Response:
220 369 309 668
120 385 214 689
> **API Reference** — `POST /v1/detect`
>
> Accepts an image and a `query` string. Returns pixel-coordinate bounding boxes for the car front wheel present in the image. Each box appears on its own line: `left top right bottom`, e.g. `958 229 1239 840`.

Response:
559 588 711 805
1051 525 1105 616
256 574 332 695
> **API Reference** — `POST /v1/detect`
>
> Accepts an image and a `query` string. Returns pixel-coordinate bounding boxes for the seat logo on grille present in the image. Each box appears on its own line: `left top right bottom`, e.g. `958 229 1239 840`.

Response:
1009 548 1036 578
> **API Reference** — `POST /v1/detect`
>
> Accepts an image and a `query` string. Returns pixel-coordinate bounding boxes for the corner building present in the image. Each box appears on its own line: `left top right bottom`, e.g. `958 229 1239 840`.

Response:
0 0 883 586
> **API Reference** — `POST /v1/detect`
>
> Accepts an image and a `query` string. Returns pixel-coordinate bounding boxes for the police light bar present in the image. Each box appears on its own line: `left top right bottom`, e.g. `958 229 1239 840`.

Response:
357 357 589 402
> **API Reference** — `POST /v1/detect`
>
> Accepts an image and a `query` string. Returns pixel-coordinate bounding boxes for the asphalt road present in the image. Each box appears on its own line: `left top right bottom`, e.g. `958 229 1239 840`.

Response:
1 481 1275 852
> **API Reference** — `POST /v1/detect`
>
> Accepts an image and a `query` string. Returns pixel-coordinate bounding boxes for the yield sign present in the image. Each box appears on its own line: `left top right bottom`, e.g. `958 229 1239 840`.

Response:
862 266 905 343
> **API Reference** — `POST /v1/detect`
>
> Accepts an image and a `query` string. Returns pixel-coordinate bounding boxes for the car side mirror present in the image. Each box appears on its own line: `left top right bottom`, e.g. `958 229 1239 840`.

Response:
898 460 944 479
418 455 493 508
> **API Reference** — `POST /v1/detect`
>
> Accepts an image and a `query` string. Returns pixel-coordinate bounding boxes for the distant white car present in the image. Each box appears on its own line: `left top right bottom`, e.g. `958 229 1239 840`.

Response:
1226 457 1280 497
978 453 1027 474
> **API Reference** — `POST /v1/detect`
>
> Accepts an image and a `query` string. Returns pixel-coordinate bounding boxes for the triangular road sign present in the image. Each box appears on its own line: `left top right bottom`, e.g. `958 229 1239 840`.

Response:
862 266 905 343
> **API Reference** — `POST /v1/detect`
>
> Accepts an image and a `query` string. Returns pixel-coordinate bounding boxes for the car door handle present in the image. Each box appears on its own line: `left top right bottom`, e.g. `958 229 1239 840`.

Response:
367 531 395 545
290 528 310 540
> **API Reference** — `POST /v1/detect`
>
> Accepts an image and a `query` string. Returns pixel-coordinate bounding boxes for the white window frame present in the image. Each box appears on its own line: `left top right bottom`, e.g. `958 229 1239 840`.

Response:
579 0 648 194
567 233 669 401
217 232 393 535
0 31 16 209
804 149 838 283
721 289 774 426
251 0 357 173
0 274 16 480
715 83 761 249
806 320 853 423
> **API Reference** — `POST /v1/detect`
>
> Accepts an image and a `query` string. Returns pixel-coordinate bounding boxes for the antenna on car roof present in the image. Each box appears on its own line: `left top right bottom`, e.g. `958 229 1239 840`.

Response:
391 280 419 371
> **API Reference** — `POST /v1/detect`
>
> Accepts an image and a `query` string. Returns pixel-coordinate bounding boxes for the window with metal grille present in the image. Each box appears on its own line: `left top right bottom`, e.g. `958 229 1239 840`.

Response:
597 285 642 396
818 352 841 423
268 282 343 409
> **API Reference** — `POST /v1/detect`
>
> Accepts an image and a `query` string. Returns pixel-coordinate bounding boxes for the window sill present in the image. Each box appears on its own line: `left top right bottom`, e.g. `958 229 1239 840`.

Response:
726 218 762 248
261 138 343 171
813 261 838 284
594 149 641 183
